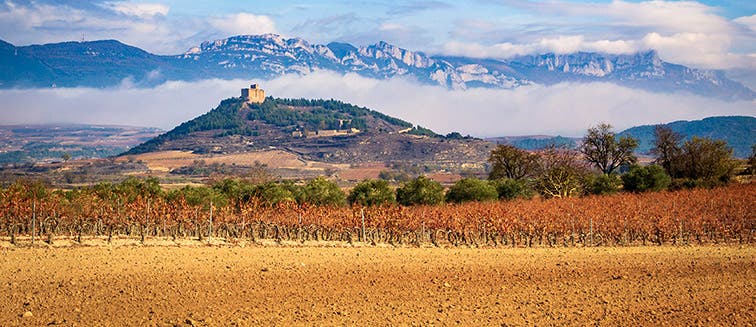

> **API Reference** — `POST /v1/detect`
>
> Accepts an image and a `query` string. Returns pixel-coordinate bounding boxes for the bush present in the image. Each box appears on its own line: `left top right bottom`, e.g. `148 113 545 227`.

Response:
348 179 395 206
490 178 534 200
445 178 498 203
668 178 723 190
584 174 622 195
621 165 671 192
396 176 445 206
302 177 346 206
253 182 296 205
378 170 411 182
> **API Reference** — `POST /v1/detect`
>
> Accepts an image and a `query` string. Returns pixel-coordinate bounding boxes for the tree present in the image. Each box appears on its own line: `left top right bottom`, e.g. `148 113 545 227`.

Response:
579 123 638 175
302 177 346 206
445 178 498 203
651 125 683 177
490 178 534 200
61 153 71 162
396 176 445 206
679 137 737 183
348 179 395 206
621 165 671 192
487 144 539 180
535 147 590 198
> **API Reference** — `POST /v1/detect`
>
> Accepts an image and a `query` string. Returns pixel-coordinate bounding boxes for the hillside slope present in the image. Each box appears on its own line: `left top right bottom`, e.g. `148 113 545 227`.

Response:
618 116 756 158
123 96 492 169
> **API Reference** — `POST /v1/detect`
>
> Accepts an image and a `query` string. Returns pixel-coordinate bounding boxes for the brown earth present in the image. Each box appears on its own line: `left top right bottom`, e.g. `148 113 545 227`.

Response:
0 245 753 326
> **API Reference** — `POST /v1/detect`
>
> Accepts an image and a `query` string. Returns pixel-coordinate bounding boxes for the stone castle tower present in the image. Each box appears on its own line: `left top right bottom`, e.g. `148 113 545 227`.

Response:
241 84 265 104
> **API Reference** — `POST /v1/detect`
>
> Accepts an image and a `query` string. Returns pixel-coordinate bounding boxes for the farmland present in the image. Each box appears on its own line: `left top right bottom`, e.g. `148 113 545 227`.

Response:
1 182 753 247
1 178 753 325
0 246 753 326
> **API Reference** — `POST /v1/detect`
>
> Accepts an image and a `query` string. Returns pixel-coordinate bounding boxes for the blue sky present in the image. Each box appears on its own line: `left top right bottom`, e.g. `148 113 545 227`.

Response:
1 0 754 70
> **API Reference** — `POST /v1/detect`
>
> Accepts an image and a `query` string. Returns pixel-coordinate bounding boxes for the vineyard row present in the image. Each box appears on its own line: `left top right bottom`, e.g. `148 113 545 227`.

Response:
2 183 754 247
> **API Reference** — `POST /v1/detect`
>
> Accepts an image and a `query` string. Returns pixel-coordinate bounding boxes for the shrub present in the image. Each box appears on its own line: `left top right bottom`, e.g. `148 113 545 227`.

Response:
490 178 534 200
621 165 671 192
396 176 445 206
584 174 622 195
445 178 498 203
302 177 346 206
253 182 296 205
348 179 395 206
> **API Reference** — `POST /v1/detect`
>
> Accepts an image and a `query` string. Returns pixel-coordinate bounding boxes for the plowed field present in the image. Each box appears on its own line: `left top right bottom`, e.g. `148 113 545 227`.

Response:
1 245 753 326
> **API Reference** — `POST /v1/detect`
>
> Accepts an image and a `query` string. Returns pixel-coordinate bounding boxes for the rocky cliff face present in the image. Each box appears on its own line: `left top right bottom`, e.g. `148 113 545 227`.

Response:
2 34 754 100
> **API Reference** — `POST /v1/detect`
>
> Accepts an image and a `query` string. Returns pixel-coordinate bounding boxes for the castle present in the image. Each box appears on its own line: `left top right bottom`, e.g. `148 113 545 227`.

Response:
241 84 265 104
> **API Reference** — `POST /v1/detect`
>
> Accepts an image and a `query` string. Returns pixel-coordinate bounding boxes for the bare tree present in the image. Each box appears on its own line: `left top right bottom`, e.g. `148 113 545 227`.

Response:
487 144 539 180
535 147 590 198
651 125 683 177
579 123 638 175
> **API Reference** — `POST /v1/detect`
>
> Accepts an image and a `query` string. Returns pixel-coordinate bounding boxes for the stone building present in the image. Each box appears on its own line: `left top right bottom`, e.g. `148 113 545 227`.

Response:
241 84 265 104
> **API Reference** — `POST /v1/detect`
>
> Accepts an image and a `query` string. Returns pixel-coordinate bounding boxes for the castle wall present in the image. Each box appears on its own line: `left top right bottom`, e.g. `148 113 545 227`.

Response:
241 85 265 104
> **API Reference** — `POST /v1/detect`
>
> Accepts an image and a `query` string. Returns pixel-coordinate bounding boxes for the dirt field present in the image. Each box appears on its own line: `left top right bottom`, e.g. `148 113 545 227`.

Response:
0 245 753 326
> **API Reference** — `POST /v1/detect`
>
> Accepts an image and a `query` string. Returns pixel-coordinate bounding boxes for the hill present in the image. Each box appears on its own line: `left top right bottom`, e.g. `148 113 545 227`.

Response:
1 35 753 100
618 116 755 158
123 94 493 174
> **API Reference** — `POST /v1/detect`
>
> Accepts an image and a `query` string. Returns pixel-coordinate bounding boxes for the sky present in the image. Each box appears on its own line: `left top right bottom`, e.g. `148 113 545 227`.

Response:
0 0 754 136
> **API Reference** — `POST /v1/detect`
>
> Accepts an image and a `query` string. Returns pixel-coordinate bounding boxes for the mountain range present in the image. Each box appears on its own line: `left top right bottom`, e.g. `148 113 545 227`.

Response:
1 34 754 101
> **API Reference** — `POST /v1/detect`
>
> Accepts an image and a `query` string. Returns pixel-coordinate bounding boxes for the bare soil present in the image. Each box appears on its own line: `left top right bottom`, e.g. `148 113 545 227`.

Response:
0 245 753 326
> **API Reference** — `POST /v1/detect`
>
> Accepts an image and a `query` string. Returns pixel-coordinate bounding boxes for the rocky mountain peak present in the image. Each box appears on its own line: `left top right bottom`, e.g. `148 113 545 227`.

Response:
3 35 754 100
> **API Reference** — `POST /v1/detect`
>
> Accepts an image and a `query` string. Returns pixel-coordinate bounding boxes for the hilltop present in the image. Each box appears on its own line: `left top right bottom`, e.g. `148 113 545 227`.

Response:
122 88 492 177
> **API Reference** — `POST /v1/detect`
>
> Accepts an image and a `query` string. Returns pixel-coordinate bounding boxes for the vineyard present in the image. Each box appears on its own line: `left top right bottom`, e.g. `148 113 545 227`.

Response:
1 181 754 247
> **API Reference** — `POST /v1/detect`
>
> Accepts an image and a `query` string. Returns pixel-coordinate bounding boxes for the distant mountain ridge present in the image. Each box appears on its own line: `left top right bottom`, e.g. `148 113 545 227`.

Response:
618 116 756 158
490 116 755 158
1 34 754 100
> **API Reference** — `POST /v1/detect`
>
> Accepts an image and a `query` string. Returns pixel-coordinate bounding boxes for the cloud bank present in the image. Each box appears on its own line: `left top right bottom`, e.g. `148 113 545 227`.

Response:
444 1 756 70
0 72 753 137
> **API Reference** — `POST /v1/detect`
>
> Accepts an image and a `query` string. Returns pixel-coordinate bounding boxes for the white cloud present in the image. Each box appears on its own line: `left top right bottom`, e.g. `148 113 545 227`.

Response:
104 2 170 18
734 14 756 32
209 13 277 37
1 74 753 137
447 1 756 70
0 2 277 54
442 36 639 59
442 31 756 70
263 71 755 136
511 0 733 34
0 80 243 129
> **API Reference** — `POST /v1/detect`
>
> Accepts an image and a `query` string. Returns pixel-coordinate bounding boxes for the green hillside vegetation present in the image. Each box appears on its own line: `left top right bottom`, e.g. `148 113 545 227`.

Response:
618 116 755 158
124 97 418 155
